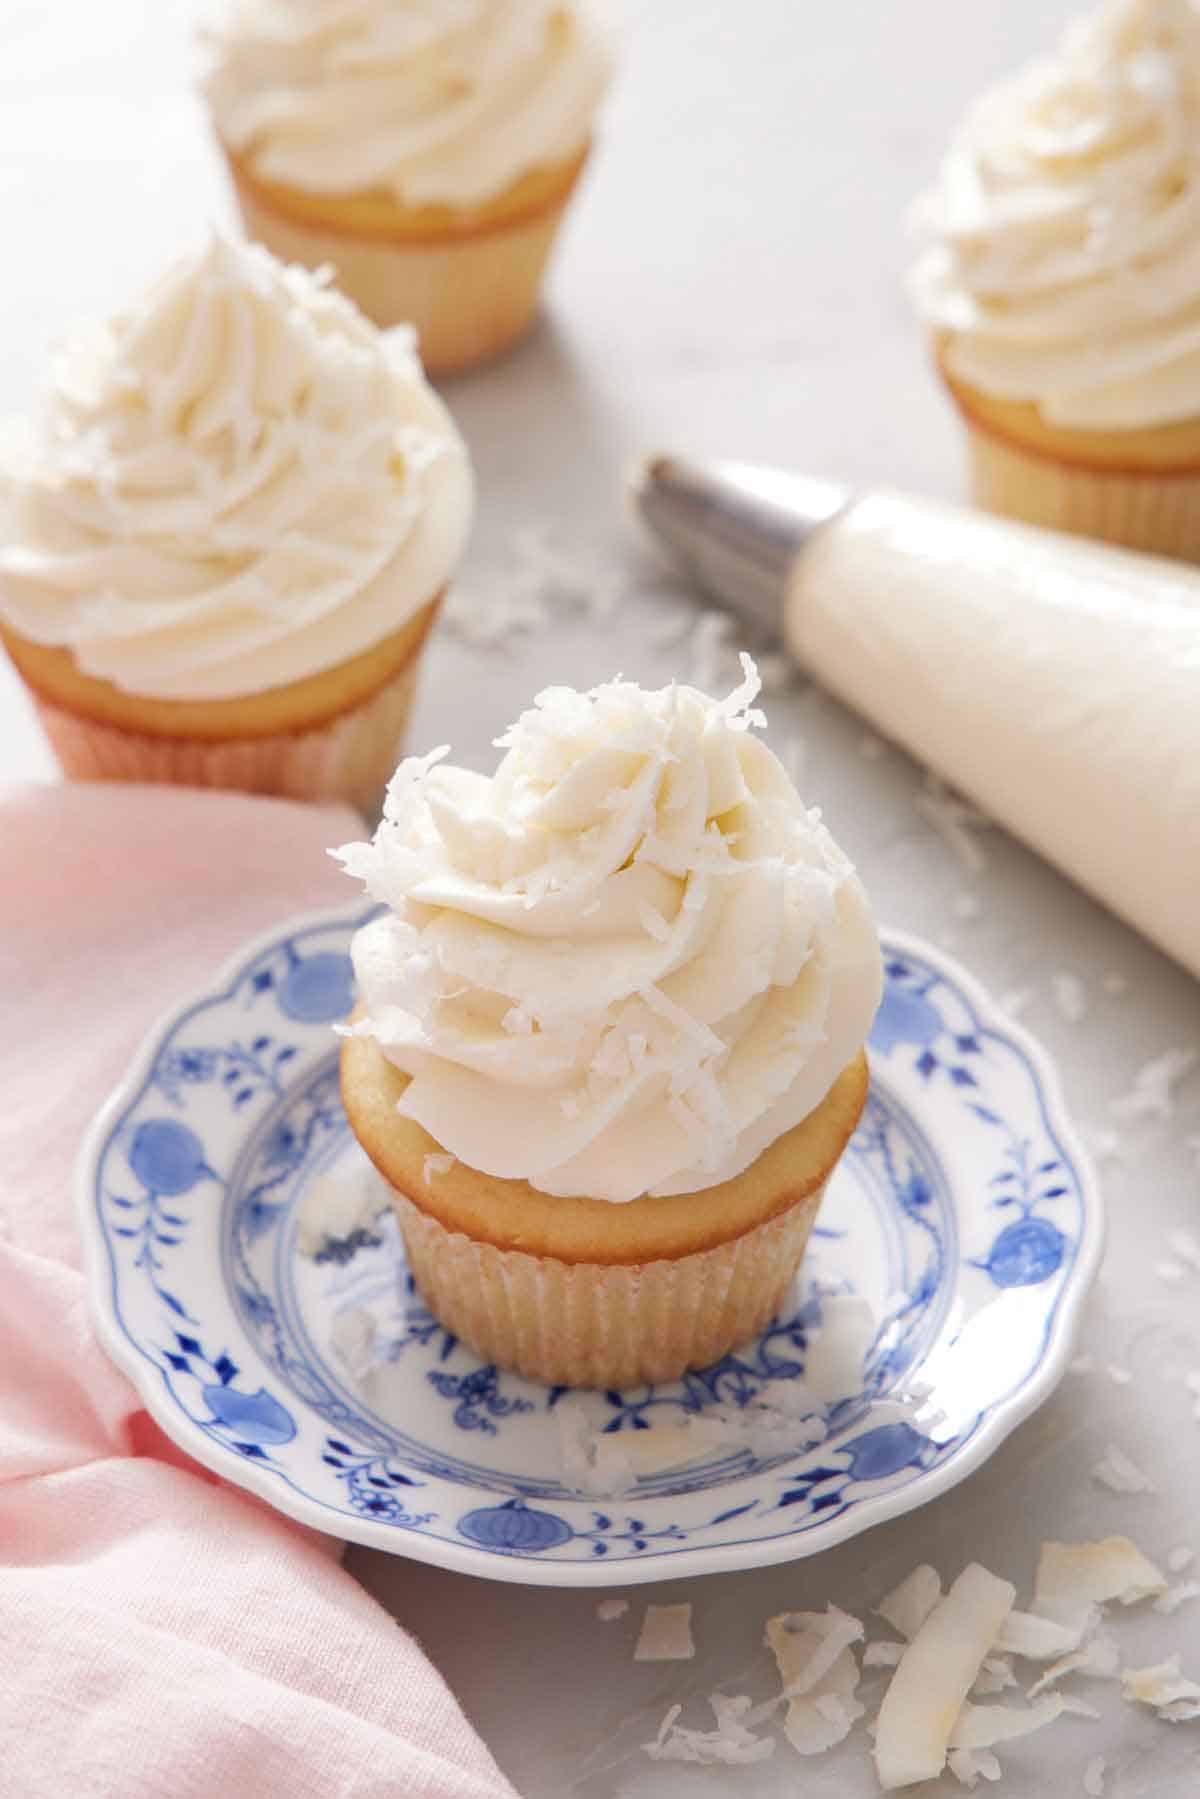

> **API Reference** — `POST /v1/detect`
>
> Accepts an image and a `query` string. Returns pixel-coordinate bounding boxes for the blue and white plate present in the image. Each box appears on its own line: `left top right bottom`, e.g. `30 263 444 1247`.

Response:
77 909 1102 1587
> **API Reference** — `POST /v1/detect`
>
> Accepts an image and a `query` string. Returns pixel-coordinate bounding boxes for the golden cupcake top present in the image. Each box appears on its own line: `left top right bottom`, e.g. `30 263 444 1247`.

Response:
911 0 1200 429
202 0 617 208
0 234 473 701
334 658 881 1203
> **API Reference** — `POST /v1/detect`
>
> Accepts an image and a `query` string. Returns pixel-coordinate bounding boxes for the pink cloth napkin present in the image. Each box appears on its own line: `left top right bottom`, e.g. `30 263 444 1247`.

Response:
0 783 518 1799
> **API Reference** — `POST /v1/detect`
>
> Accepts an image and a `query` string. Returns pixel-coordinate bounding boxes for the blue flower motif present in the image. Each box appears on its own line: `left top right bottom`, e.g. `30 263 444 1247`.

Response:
278 951 355 1024
981 1217 1066 1288
457 1498 573 1553
128 1119 210 1196
870 986 943 1056
201 1383 296 1445
840 1421 930 1482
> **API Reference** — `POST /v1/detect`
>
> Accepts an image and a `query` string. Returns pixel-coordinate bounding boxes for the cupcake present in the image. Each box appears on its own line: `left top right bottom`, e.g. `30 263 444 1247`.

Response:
0 235 473 813
910 0 1200 560
334 658 882 1389
202 1 617 374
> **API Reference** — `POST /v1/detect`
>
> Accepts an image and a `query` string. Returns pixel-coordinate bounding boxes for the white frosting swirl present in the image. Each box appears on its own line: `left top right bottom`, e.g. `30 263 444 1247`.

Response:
203 0 616 208
335 659 881 1204
0 236 473 701
911 0 1200 429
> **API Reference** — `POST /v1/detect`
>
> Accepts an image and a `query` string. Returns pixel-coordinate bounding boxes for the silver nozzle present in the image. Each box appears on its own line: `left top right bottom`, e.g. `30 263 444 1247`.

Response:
629 455 850 635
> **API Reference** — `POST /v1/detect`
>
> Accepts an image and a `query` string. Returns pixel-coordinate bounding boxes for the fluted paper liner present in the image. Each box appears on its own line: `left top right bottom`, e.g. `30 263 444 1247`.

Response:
964 421 1200 562
32 650 423 817
227 158 580 374
391 1180 828 1389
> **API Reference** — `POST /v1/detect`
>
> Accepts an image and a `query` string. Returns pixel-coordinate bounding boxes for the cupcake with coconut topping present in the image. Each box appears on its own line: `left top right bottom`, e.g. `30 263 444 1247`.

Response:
202 0 617 372
0 235 473 810
911 0 1200 559
335 657 881 1389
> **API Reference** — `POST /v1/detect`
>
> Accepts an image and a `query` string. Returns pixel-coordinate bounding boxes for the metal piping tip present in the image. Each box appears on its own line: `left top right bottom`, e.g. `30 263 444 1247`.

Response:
629 455 850 636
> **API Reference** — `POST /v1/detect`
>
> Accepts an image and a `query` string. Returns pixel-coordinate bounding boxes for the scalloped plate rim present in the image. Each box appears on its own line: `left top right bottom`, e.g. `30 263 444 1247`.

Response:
75 909 1104 1588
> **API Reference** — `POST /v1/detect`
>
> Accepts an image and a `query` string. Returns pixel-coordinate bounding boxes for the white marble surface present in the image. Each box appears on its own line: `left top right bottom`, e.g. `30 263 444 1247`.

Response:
4 4 1200 1795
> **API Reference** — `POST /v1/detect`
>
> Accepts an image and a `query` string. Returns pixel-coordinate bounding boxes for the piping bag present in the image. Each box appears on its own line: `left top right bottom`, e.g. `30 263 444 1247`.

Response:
631 457 1200 982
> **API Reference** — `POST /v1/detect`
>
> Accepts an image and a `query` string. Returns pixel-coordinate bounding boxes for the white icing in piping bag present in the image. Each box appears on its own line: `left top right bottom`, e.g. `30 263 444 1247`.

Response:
632 457 1200 981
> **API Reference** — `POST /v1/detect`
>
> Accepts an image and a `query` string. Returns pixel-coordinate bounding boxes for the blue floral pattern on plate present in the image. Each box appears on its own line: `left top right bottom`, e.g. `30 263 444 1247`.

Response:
77 909 1102 1587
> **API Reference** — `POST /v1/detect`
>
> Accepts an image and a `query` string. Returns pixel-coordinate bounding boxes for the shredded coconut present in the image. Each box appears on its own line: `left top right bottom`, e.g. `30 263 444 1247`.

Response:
1122 1656 1200 1717
948 1747 1002 1786
1154 1580 1200 1615
634 1603 695 1662
1026 1633 1119 1698
442 526 623 649
643 1695 775 1765
1083 1753 1107 1795
1111 1048 1198 1122
948 1695 1065 1750
1168 1227 1200 1272
295 1161 388 1258
765 1606 865 1756
1033 1537 1166 1629
914 774 990 875
596 1598 628 1623
974 1658 1017 1695
997 1611 1085 1660
876 1565 942 1640
1051 973 1088 1024
1091 1444 1154 1494
874 1563 1014 1790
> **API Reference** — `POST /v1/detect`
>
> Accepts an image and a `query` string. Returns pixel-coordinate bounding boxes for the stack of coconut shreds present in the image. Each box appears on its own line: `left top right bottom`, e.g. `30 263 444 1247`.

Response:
634 1534 1198 1789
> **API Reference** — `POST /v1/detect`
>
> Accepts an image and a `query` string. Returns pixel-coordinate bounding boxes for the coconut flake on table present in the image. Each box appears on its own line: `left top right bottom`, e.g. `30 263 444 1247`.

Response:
876 1565 942 1641
1110 1048 1198 1123
1168 1227 1200 1273
596 1599 628 1623
441 527 622 648
948 1694 1065 1750
1051 973 1088 1024
913 775 990 876
1091 1444 1155 1494
1090 1130 1124 1164
1026 1633 1119 1699
1032 1537 1167 1632
642 1695 775 1766
764 1606 865 1755
1122 1656 1200 1719
996 1610 1087 1660
634 1604 695 1663
947 1747 1002 1787
1083 1754 1107 1796
1154 1580 1200 1615
873 1563 1015 1790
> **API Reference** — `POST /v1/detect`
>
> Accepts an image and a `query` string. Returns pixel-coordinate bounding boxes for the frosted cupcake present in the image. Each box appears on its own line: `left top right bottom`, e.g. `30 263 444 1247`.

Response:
911 0 1200 559
202 1 617 373
0 235 473 812
335 659 881 1389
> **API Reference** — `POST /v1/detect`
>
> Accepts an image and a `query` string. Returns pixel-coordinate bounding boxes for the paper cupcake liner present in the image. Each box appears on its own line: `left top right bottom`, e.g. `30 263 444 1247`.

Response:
390 1181 829 1390
228 163 576 374
32 649 423 817
964 420 1200 561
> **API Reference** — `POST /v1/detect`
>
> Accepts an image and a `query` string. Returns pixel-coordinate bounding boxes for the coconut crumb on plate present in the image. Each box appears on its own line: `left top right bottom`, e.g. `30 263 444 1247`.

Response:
1111 1048 1198 1123
947 1746 1002 1787
1091 1444 1155 1494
